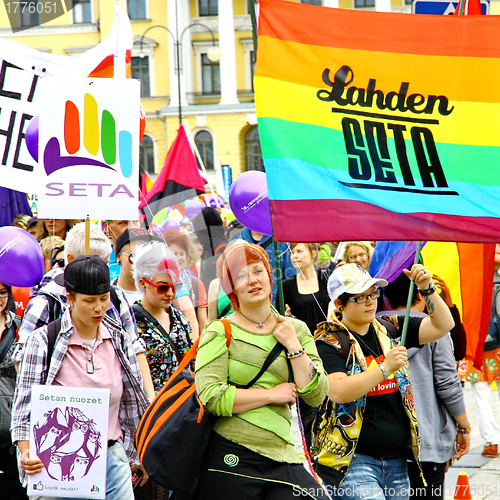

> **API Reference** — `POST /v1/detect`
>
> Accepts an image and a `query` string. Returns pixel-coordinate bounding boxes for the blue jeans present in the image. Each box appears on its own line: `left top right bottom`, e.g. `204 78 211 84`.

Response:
33 441 133 500
325 453 410 500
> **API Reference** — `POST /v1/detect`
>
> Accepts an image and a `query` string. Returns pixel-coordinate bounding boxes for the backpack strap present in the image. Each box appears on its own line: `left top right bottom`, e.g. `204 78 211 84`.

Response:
378 317 400 342
259 238 273 251
47 318 63 363
220 318 287 389
132 304 183 363
109 287 121 313
330 330 350 365
232 341 286 389
0 316 20 364
219 319 232 347
45 294 62 324
315 322 351 365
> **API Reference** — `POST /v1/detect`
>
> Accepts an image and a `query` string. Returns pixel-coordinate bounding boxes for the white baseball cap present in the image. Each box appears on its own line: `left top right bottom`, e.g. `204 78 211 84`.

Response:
327 263 388 302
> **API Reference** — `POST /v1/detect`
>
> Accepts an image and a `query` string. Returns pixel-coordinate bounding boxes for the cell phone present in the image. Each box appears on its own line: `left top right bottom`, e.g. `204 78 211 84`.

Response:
132 468 144 489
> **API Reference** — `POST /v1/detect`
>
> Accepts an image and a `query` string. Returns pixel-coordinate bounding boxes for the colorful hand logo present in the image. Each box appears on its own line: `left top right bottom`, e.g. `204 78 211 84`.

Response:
43 93 133 178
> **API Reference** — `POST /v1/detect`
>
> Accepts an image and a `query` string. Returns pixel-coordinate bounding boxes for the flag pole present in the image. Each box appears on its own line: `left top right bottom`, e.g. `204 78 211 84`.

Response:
84 215 90 255
182 119 222 210
247 0 284 316
248 0 258 52
400 240 422 346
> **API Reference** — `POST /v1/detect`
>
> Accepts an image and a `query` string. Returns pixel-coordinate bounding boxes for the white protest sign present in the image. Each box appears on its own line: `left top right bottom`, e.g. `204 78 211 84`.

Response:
29 385 110 499
0 60 40 193
37 77 140 219
0 5 133 194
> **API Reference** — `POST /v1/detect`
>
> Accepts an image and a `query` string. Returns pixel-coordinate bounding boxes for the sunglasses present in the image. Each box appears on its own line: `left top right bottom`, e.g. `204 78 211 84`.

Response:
50 246 65 269
120 252 134 265
143 278 182 295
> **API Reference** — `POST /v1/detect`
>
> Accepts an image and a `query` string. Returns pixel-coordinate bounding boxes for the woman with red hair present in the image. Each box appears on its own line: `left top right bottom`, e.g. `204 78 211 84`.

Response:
195 242 328 499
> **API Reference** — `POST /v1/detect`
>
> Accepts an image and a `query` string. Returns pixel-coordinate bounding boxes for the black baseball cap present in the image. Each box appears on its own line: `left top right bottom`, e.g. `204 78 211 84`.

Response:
64 255 110 295
115 228 163 255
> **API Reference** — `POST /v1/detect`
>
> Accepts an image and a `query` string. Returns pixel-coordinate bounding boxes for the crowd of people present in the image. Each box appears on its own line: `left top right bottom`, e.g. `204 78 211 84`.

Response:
1 208 496 500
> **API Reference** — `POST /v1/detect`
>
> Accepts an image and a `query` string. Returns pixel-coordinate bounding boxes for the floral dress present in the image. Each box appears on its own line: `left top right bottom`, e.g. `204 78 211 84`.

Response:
458 348 500 383
134 300 193 393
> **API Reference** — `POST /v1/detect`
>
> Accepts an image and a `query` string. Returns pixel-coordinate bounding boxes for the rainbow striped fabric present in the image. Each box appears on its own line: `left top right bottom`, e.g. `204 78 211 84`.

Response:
255 0 500 243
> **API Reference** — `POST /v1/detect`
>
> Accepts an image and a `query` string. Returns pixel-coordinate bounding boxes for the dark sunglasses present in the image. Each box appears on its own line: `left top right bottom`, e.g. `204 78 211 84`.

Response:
50 246 65 269
143 278 182 294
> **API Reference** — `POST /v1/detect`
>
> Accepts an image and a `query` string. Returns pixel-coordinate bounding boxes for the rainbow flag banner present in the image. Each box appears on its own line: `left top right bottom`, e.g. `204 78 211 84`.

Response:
255 0 500 243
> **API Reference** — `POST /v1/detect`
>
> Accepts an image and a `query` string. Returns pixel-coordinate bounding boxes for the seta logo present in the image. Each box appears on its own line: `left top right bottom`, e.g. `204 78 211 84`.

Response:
90 485 100 493
43 93 133 178
317 65 457 197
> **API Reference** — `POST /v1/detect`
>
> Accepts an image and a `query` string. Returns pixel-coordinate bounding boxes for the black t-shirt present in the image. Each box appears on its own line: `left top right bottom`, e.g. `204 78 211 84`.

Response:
283 271 330 335
317 316 423 459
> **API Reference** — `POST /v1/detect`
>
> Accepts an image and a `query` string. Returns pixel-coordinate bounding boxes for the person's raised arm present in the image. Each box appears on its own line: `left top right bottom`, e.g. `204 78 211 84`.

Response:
403 264 454 344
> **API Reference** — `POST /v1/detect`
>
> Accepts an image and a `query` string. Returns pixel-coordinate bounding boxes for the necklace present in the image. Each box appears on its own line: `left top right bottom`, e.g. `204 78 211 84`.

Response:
352 329 382 358
239 309 273 330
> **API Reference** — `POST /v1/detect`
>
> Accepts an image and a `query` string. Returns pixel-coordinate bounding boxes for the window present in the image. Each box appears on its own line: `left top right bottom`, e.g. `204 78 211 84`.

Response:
140 135 155 174
131 56 151 97
355 0 375 6
73 0 91 23
201 54 220 95
195 131 214 171
199 0 218 16
21 1 40 27
127 0 146 19
245 127 264 172
302 0 322 4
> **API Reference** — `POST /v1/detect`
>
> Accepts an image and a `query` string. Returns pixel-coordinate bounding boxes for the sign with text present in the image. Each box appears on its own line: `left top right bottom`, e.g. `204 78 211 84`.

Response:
29 385 110 499
255 0 500 242
413 0 488 14
37 77 140 219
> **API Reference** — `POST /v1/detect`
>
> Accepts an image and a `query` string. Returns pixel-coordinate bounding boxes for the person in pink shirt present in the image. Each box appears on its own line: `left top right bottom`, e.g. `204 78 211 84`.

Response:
11 255 149 500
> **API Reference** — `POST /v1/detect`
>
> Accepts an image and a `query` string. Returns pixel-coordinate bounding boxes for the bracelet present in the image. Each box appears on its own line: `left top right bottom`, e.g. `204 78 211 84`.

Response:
457 425 471 434
287 346 306 359
378 362 389 380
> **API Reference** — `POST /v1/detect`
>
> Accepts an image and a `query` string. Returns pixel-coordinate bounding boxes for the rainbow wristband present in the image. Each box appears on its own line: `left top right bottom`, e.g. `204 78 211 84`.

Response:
457 425 471 434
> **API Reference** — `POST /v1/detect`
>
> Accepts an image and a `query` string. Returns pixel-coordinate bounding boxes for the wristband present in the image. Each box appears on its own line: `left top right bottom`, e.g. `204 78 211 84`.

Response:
287 346 306 359
457 425 471 434
378 362 389 380
417 280 437 297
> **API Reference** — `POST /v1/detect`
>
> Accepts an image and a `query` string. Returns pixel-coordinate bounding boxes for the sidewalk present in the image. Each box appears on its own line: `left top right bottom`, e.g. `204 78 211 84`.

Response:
444 382 500 500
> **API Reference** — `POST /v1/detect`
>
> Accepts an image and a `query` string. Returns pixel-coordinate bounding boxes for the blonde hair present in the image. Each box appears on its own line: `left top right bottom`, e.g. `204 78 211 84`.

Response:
12 214 30 230
40 236 65 260
340 241 374 262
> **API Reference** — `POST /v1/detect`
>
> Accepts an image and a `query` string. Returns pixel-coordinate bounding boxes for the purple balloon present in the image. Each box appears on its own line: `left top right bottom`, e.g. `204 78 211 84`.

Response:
0 227 44 287
185 198 203 219
25 115 39 162
204 195 225 209
160 218 180 232
229 171 273 236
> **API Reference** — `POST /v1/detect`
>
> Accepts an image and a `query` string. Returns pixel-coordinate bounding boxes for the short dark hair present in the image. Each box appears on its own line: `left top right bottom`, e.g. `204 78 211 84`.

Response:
383 272 418 309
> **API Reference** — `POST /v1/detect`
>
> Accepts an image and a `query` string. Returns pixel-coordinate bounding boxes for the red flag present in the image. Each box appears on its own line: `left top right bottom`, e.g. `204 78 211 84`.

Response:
139 125 206 212
455 0 483 15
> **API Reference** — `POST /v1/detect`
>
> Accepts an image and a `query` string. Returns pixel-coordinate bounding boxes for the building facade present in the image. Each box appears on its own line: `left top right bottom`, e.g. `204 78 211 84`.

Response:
0 0 415 186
